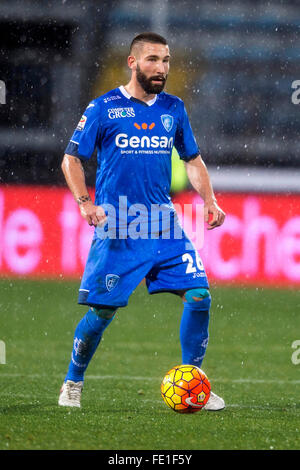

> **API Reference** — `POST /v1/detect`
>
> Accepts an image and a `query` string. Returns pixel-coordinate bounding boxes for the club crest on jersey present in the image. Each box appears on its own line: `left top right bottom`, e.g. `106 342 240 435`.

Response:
161 114 174 132
105 274 120 292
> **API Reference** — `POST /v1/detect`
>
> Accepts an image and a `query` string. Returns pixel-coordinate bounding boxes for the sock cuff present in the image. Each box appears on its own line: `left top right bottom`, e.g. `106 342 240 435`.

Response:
183 296 211 312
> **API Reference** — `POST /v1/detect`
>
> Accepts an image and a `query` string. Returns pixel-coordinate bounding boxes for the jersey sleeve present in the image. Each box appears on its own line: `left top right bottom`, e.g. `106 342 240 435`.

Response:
174 102 200 162
64 101 101 161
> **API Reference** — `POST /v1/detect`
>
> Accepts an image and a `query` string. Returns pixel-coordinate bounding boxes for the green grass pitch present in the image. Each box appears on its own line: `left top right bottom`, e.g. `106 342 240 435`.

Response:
0 278 299 450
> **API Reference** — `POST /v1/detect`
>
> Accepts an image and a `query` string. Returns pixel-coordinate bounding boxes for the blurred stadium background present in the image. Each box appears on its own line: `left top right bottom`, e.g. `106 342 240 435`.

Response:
0 0 299 285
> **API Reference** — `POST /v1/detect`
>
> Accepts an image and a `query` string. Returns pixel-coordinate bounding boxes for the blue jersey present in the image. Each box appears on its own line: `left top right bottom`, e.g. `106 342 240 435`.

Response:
65 87 209 307
65 86 200 236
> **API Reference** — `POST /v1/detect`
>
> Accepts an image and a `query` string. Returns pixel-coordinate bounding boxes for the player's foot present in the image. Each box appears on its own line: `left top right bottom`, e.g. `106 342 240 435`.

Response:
203 391 225 411
58 380 83 408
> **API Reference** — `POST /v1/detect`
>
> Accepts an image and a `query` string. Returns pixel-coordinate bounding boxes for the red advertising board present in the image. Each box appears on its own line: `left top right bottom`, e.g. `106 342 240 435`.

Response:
174 191 300 287
0 185 299 287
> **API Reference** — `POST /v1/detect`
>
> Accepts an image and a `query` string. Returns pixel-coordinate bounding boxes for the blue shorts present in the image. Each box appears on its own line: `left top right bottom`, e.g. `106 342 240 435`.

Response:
78 232 209 309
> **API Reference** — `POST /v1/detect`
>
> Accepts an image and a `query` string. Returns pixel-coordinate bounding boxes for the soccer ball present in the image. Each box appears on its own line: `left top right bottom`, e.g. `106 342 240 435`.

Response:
161 364 211 413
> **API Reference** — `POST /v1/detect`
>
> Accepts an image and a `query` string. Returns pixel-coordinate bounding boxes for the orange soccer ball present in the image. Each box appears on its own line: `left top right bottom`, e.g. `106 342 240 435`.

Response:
161 364 211 413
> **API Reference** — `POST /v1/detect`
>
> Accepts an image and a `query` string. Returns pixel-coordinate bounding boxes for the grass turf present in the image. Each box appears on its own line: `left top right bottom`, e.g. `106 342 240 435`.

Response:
0 279 299 450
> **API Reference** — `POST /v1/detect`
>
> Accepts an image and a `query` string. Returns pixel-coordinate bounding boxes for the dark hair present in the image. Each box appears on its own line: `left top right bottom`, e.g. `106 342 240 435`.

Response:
130 32 168 54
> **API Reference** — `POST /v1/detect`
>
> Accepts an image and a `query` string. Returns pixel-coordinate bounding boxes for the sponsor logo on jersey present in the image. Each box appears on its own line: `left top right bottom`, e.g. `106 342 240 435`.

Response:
108 107 135 119
134 122 155 130
115 121 173 151
161 114 174 132
103 95 122 103
76 115 87 131
106 273 120 291
115 133 173 149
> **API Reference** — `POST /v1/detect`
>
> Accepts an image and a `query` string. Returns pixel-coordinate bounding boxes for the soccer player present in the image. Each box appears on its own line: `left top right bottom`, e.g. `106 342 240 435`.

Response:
58 32 226 410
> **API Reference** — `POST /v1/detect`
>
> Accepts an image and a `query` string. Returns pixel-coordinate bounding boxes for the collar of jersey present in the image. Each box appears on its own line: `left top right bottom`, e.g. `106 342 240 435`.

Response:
119 85 157 107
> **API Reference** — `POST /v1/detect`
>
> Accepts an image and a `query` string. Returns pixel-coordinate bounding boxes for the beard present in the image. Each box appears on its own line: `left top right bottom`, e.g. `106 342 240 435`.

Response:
136 64 167 94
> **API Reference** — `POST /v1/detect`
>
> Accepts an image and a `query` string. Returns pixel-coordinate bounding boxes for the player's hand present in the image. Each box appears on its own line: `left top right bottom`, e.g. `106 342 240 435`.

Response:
204 200 226 230
79 201 107 227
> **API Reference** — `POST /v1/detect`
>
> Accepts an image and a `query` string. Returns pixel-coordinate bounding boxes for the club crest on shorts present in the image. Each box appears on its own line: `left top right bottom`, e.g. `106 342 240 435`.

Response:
161 114 174 132
105 274 120 292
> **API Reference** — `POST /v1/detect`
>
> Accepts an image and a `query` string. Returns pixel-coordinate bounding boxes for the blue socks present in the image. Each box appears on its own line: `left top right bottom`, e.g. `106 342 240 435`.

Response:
65 308 115 383
180 290 211 368
64 289 211 383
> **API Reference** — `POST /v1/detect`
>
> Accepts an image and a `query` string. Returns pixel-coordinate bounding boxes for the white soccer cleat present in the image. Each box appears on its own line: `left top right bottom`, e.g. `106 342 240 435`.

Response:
203 391 225 411
58 380 83 408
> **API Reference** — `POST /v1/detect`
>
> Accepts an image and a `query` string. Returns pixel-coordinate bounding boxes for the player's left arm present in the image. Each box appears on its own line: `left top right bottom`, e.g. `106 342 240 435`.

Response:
185 154 225 230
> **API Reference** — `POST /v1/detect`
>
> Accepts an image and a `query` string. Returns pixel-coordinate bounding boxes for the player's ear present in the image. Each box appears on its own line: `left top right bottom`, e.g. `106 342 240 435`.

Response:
127 55 137 71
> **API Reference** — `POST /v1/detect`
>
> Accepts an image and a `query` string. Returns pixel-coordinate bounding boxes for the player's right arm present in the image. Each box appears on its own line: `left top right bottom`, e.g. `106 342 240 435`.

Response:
61 153 106 227
62 99 106 227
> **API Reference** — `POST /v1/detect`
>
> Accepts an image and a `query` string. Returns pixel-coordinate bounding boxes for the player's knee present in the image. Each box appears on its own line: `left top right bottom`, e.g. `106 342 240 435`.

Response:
184 288 211 311
91 306 116 319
